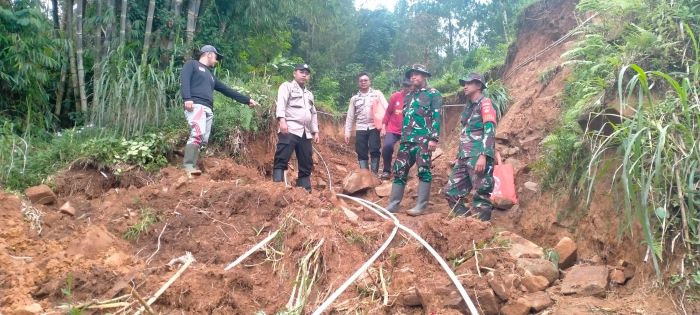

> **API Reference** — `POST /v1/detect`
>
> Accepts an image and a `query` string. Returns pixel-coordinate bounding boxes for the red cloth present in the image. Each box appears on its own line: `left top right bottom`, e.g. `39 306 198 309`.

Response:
383 90 406 135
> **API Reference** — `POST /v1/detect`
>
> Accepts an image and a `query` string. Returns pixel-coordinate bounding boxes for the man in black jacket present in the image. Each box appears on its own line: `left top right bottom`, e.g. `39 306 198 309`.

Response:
180 45 258 175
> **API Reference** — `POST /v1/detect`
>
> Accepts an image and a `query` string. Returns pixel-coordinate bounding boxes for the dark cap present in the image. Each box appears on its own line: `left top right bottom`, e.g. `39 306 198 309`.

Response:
294 63 311 73
401 78 412 86
405 64 431 78
459 73 486 88
200 45 224 60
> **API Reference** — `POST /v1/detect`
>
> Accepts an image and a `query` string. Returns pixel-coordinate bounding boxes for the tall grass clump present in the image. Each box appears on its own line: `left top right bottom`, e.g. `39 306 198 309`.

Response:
91 51 179 138
538 0 700 289
584 24 699 280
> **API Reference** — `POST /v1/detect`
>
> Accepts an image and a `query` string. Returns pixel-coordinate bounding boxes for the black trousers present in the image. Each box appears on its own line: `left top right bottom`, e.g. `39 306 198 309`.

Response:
355 128 381 161
273 132 313 178
382 132 401 172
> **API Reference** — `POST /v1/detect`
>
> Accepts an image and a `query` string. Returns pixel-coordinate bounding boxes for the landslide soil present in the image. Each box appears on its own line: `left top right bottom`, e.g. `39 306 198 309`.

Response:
0 0 689 314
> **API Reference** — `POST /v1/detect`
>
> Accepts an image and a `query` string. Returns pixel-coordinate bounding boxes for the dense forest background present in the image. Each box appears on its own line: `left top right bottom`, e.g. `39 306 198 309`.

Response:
0 0 534 136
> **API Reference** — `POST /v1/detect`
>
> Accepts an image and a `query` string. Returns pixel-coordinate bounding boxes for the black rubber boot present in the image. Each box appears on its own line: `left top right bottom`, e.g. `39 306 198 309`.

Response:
272 168 285 182
183 143 201 175
296 176 312 193
448 201 470 216
358 160 369 169
385 183 405 213
370 158 380 174
475 207 493 221
407 181 430 216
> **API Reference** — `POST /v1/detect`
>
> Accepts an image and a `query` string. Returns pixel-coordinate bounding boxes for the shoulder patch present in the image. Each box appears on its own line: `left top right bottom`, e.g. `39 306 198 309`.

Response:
481 98 497 124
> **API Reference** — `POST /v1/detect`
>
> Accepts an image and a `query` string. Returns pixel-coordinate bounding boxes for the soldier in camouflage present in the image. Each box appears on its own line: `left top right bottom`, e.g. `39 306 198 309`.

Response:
385 64 442 216
444 73 497 220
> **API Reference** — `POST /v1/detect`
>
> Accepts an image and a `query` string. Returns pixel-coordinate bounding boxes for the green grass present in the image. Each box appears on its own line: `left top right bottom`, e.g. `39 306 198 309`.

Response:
539 0 700 284
343 229 369 248
123 209 159 240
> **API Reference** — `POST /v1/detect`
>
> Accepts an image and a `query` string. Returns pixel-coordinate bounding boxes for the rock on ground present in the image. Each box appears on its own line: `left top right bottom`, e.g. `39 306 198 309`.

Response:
501 298 530 315
475 289 500 315
342 169 378 194
499 231 544 259
554 236 578 269
523 291 553 312
375 181 392 197
561 265 608 297
517 258 559 284
521 275 550 292
59 201 76 216
400 287 423 306
610 269 626 285
24 185 56 205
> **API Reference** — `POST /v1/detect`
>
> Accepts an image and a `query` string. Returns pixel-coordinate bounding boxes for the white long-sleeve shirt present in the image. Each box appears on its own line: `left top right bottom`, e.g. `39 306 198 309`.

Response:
344 88 388 137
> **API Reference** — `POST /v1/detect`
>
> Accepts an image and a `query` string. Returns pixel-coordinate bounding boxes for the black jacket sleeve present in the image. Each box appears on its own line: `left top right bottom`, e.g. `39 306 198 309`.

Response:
180 61 194 102
214 79 251 105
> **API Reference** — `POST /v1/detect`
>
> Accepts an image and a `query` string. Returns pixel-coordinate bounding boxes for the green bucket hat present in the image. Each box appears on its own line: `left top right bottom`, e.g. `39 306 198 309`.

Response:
459 73 487 88
405 64 431 79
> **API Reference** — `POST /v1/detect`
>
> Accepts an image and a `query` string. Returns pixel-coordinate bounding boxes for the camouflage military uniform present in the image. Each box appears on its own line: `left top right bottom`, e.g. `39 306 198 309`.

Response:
444 96 497 219
392 87 442 185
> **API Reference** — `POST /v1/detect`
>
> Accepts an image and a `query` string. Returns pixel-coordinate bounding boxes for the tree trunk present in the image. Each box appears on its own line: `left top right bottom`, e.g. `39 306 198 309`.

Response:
54 0 68 116
447 11 454 60
185 0 201 58
501 0 509 42
75 0 88 113
51 0 60 32
104 0 115 52
141 0 156 67
66 0 80 112
92 0 103 111
166 0 182 51
119 0 127 46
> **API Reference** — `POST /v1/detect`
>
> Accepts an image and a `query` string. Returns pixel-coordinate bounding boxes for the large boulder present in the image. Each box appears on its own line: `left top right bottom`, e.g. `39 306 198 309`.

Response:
24 184 56 205
499 231 544 259
561 265 608 297
342 169 378 194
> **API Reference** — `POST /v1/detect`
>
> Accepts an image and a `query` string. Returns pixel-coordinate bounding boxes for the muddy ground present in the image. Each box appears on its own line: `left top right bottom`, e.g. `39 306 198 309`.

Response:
1 0 695 314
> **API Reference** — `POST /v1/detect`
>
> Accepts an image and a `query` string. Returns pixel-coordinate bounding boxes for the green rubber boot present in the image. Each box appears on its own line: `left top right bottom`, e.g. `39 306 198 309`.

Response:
183 143 201 176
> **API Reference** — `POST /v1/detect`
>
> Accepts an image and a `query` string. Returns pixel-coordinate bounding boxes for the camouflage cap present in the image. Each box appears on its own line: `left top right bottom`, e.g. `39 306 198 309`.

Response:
459 73 486 88
405 64 431 78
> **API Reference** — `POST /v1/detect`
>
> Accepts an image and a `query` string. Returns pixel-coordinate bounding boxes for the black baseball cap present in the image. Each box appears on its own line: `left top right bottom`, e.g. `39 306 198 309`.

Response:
294 63 311 73
200 45 224 60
